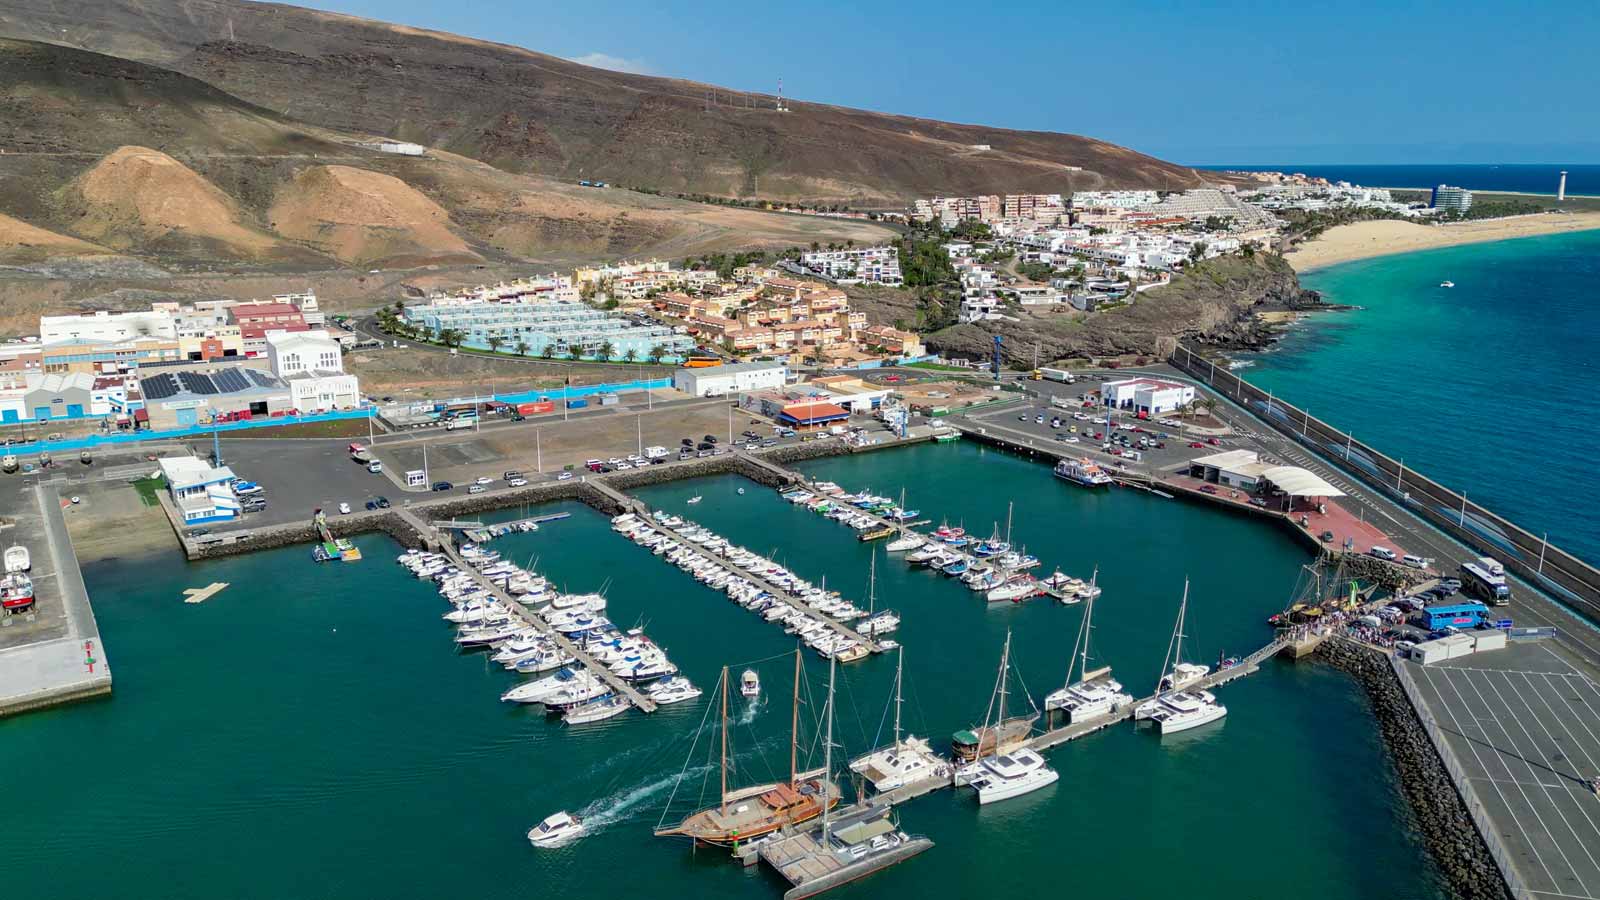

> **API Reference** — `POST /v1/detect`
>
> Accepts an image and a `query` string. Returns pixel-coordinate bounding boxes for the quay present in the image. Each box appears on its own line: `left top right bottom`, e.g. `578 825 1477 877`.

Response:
0 483 112 716
626 507 885 654
435 540 658 714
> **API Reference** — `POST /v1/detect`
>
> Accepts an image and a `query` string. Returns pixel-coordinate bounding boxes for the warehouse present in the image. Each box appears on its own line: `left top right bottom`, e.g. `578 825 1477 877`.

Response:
672 361 788 397
777 400 851 429
139 368 293 429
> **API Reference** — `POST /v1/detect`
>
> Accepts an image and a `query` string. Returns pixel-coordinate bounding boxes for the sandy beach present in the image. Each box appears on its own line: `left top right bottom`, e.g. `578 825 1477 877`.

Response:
1285 211 1600 271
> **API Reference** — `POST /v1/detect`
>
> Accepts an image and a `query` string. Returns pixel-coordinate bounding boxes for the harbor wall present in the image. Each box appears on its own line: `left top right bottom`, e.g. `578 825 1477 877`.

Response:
1315 638 1514 900
1170 344 1600 628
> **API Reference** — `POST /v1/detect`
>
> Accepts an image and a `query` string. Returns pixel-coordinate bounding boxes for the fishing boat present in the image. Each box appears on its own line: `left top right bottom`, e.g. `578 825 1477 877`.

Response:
1043 591 1133 723
951 631 1038 765
849 647 949 793
1053 457 1114 487
1135 580 1214 721
527 811 586 848
0 571 35 613
859 526 895 542
941 557 970 576
564 694 632 725
741 668 762 698
655 656 839 847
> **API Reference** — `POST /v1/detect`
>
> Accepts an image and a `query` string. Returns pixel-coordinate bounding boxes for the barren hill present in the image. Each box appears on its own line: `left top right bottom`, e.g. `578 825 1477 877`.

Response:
268 165 479 267
0 0 1209 204
59 146 313 261
0 211 104 263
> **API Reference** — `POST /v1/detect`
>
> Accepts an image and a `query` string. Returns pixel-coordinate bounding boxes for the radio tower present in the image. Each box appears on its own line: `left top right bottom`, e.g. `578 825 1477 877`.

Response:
776 78 789 113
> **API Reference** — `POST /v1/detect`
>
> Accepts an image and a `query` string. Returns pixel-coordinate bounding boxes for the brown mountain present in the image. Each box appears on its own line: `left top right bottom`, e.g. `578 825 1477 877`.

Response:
0 0 1208 205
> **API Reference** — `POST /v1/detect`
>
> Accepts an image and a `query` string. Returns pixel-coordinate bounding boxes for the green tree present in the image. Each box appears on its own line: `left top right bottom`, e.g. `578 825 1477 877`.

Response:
648 343 667 364
597 341 615 361
1188 242 1209 262
566 346 583 361
514 340 531 357
487 335 505 354
540 345 556 360
622 348 637 363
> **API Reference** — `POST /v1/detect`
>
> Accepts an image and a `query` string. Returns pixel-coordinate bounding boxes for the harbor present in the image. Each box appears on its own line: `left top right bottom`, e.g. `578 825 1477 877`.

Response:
5 365 1600 900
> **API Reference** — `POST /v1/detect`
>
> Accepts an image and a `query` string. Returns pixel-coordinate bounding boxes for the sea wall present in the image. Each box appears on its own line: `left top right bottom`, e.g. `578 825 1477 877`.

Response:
1315 638 1513 900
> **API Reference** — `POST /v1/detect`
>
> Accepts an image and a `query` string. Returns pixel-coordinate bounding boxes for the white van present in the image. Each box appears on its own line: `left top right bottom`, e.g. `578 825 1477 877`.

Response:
1368 546 1396 561
1401 554 1428 569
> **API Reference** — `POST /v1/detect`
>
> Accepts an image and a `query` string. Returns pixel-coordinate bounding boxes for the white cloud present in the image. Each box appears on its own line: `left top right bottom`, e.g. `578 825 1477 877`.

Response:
567 52 657 76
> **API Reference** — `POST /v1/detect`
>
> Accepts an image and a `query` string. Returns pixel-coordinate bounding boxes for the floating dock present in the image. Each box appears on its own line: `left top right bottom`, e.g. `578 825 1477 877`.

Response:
181 582 229 605
461 512 570 544
757 807 934 900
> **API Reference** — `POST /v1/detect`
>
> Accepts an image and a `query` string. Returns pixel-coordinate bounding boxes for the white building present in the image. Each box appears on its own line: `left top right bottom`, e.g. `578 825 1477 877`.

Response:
798 246 903 286
1071 190 1159 209
40 309 176 344
265 331 360 412
157 455 241 524
1431 185 1473 213
673 361 789 397
1101 376 1195 415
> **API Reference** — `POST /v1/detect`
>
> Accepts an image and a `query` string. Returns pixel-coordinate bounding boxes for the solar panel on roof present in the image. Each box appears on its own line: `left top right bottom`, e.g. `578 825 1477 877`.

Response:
178 372 218 395
141 374 178 400
213 369 250 393
246 370 277 388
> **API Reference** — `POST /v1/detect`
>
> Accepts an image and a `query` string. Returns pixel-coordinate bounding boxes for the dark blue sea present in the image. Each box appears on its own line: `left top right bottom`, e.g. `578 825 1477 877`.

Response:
1197 164 1599 196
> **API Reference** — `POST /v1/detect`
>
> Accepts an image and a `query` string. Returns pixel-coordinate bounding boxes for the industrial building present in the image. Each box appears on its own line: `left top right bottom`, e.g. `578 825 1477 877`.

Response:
672 362 789 397
139 368 294 429
1101 377 1195 415
1186 449 1345 505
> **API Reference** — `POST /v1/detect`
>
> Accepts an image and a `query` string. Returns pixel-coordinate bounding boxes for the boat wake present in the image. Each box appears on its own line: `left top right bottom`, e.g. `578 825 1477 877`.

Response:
579 765 715 832
737 696 765 725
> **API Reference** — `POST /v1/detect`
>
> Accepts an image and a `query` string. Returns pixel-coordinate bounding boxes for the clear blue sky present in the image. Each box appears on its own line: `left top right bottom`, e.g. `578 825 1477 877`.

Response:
297 0 1598 165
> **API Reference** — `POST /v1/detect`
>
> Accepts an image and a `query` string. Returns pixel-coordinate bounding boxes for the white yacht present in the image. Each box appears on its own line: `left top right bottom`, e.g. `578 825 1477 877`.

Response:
646 676 703 705
740 668 761 698
564 694 632 725
886 534 924 552
1147 689 1227 734
1135 580 1217 722
849 648 950 793
961 748 1059 804
502 667 587 704
527 811 586 848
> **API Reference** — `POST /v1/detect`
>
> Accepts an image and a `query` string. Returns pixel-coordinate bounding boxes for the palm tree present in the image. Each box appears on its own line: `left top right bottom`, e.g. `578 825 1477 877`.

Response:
648 343 667 364
622 348 637 363
487 335 505 355
540 345 556 360
514 340 530 357
597 341 615 361
567 346 583 361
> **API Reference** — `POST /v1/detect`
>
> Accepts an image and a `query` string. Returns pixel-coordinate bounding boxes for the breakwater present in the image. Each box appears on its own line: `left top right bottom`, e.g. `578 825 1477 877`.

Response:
1316 639 1512 900
1172 343 1600 627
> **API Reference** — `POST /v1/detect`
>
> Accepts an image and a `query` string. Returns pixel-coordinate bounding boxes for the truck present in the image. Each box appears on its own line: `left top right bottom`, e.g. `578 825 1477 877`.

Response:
1039 367 1075 384
349 443 372 463
445 418 475 431
1460 556 1511 605
643 445 669 460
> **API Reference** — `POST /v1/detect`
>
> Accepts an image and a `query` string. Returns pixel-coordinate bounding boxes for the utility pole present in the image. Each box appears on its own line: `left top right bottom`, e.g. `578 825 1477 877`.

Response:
422 441 428 481
1537 534 1548 574
637 415 643 456
535 427 542 474
1459 493 1468 528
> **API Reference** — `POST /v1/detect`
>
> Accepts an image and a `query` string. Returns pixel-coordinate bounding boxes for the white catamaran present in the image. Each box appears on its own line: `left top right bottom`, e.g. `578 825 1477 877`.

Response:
1134 580 1227 734
1042 591 1133 724
849 647 950 793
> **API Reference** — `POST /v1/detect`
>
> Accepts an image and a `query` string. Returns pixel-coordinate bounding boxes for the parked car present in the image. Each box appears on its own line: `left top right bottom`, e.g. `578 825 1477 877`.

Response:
1319 530 1335 543
374 496 391 509
703 434 719 444
338 502 351 515
503 471 523 481
1199 485 1218 495
474 476 493 486
1248 497 1267 508
508 478 528 487
468 484 486 494
1369 546 1397 561
557 471 574 481
432 481 453 491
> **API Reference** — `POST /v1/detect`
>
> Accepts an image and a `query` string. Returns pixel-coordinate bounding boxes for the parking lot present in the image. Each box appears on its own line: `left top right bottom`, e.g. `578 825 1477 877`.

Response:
1405 642 1600 900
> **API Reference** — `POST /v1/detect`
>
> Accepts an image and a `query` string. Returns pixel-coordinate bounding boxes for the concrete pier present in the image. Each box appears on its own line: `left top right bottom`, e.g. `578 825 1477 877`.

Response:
0 485 112 717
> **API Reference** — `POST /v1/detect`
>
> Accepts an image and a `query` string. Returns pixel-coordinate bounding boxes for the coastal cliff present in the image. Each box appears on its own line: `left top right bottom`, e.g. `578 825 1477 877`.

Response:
924 253 1323 366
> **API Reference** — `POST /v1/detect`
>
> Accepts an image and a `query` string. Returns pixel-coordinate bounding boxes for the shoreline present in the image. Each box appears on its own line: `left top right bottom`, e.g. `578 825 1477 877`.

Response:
1285 211 1600 272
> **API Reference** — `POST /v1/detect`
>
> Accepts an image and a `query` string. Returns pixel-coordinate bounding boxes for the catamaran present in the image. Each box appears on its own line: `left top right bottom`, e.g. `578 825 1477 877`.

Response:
849 647 949 793
1135 580 1217 723
1043 591 1133 723
655 654 839 847
961 747 1059 804
952 631 1038 765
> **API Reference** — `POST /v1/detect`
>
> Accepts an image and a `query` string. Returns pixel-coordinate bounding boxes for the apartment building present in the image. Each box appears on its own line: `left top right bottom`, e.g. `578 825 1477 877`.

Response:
797 246 903 285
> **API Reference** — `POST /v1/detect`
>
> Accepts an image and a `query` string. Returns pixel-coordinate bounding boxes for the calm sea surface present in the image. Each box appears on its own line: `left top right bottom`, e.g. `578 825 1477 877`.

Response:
1198 163 1599 195
1238 228 1600 562
0 442 1443 899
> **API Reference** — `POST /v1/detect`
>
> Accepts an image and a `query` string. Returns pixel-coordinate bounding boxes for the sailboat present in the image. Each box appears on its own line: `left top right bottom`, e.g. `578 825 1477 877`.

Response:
1134 580 1226 733
1042 591 1132 723
885 488 924 553
951 631 1038 766
858 552 900 638
849 647 948 793
655 651 839 847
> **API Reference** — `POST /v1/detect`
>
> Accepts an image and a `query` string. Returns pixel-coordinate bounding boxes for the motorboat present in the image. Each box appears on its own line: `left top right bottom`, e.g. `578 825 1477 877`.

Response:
960 748 1058 804
687 496 702 504
528 811 586 848
886 534 925 553
3 545 30 574
646 676 703 705
740 668 761 698
1054 457 1114 487
502 667 586 704
545 677 613 712
985 577 1039 603
1439 281 1455 288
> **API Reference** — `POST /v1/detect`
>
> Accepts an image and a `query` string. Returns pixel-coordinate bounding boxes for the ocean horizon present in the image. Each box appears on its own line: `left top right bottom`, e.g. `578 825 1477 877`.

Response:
1196 163 1599 195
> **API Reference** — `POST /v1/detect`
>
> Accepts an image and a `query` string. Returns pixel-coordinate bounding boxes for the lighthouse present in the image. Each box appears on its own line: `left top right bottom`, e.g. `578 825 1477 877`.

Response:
1558 170 1568 202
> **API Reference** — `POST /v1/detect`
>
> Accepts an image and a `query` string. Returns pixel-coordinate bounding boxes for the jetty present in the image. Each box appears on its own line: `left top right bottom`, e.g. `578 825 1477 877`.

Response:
457 512 570 544
437 542 658 713
630 510 885 654
181 582 229 605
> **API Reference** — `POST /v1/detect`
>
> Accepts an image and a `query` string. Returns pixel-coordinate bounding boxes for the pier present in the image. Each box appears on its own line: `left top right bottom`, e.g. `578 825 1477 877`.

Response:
437 542 658 714
629 509 885 654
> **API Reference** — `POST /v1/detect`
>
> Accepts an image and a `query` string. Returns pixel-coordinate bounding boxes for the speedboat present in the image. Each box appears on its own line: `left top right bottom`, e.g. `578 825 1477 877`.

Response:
1439 281 1455 288
985 577 1039 603
886 534 925 553
545 678 612 712
503 667 586 704
687 496 702 504
740 668 761 698
3 545 29 574
528 811 586 848
961 748 1058 804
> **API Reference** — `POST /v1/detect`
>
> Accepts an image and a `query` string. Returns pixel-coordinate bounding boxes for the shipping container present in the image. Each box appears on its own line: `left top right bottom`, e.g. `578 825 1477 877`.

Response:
566 399 588 409
1409 639 1450 665
598 393 620 406
516 401 555 415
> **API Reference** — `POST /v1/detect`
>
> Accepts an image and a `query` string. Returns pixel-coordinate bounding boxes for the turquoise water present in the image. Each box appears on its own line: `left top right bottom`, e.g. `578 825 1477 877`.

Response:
1242 228 1600 562
1197 164 1600 195
0 442 1442 899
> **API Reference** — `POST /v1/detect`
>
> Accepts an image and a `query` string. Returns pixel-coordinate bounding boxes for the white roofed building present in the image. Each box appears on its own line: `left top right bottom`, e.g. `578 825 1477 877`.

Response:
265 330 359 412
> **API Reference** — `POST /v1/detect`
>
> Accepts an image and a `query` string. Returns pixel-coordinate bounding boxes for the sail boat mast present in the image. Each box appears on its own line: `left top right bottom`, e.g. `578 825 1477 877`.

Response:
821 653 836 840
997 630 1010 725
893 645 904 748
719 665 729 813
790 649 800 785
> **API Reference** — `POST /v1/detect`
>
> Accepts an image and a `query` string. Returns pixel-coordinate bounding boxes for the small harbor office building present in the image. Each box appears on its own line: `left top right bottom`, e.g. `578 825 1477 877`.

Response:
1100 377 1195 416
672 362 789 397
157 455 241 525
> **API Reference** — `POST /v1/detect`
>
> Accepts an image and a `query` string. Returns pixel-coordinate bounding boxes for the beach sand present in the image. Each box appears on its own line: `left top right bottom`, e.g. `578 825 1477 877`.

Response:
1286 211 1600 271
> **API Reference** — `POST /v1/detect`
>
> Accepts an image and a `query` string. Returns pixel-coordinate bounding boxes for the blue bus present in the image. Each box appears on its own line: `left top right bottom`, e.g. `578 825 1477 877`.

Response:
1421 602 1491 631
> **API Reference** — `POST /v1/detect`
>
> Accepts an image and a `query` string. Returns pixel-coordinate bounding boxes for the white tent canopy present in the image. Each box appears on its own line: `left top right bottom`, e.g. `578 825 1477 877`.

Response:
1262 466 1345 498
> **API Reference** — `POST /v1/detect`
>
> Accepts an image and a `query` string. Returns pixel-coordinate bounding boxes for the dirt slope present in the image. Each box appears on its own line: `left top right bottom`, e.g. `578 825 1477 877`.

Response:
0 0 1210 204
56 146 310 260
267 165 480 267
0 211 105 263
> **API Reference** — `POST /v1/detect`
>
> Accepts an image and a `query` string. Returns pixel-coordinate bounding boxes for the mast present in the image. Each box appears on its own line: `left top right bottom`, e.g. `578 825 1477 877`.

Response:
867 550 877 617
893 645 904 748
897 488 907 539
1078 591 1095 683
821 652 836 840
1004 501 1014 548
790 649 801 785
719 666 729 813
1174 579 1189 668
997 630 1011 725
